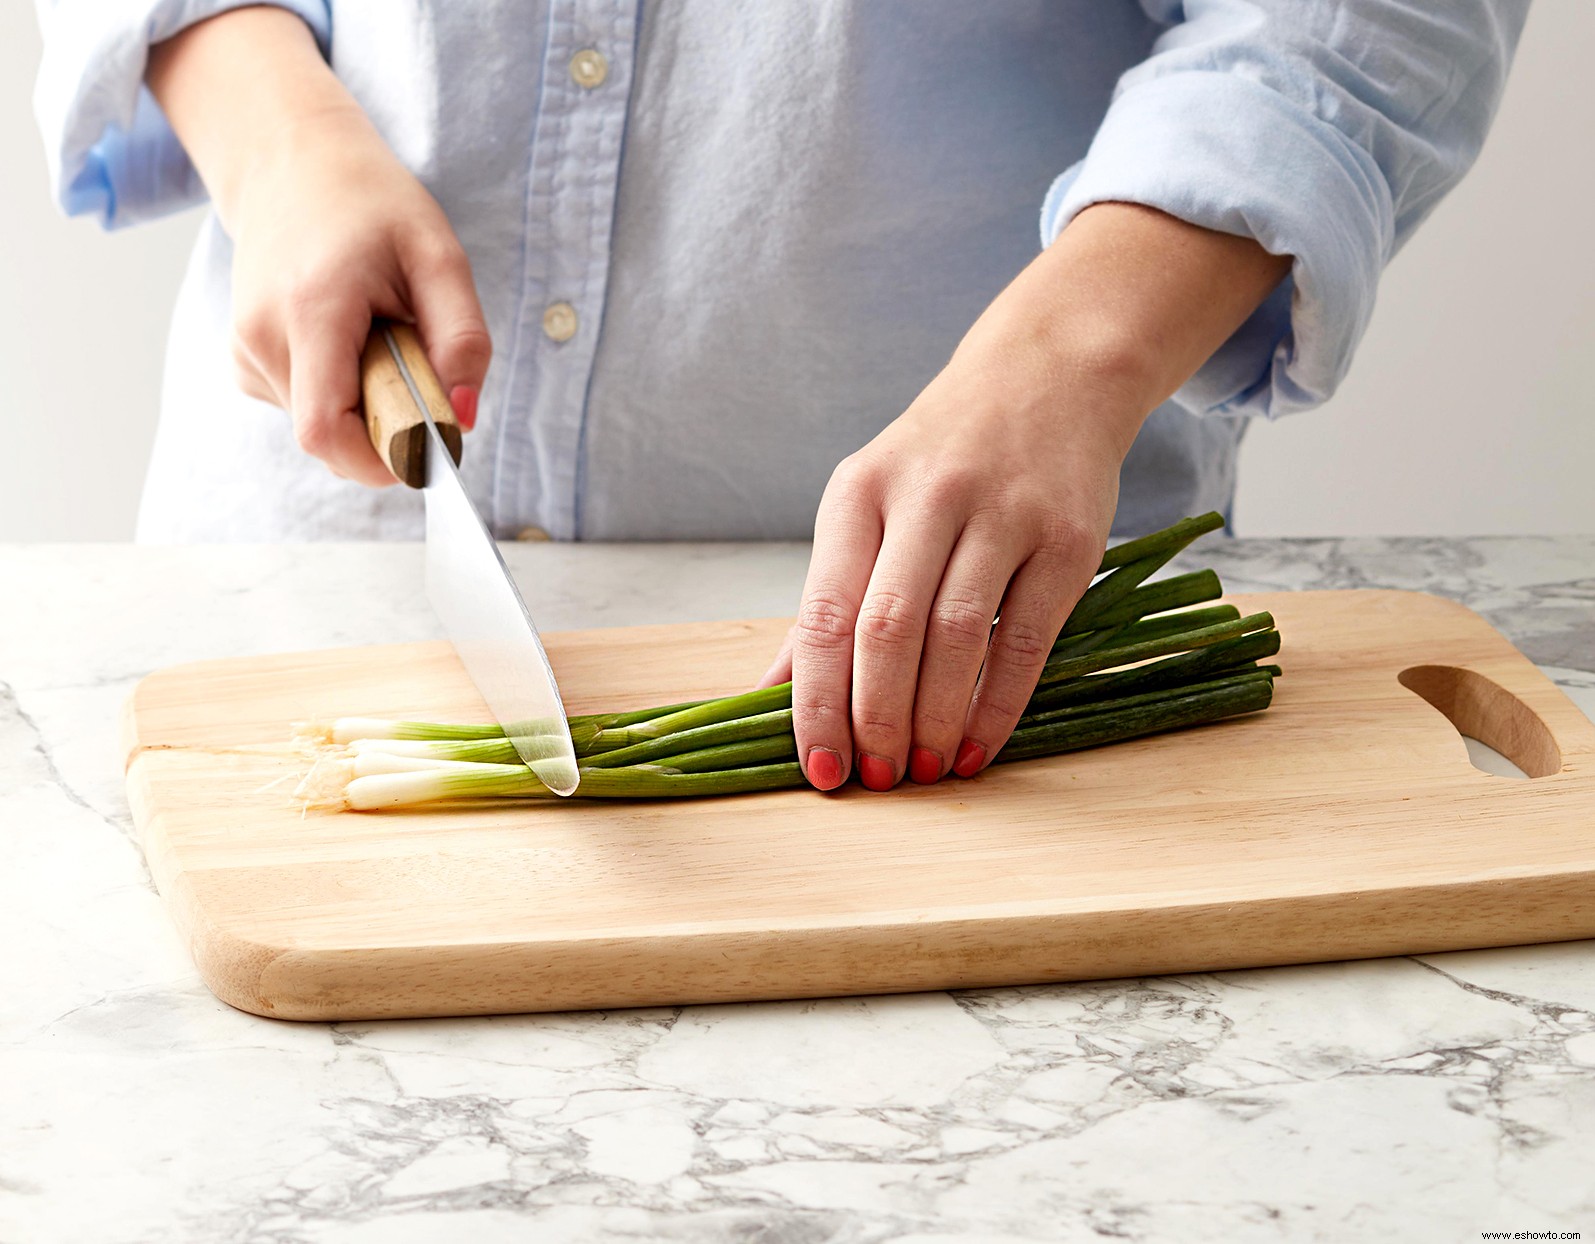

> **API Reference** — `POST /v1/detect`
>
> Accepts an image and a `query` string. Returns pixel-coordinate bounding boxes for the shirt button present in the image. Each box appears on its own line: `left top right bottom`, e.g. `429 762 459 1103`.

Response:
569 48 608 89
542 302 578 343
516 526 551 542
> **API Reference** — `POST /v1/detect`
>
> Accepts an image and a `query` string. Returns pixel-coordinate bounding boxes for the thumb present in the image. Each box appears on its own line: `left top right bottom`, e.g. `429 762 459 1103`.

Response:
404 232 492 430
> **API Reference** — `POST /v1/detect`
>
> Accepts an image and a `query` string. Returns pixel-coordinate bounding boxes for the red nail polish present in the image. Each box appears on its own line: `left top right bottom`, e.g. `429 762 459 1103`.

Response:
449 385 479 431
909 746 942 785
806 747 844 791
953 739 986 778
857 753 895 791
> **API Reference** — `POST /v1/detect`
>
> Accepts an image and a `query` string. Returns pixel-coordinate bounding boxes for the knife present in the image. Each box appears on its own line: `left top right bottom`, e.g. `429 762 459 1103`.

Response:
359 320 580 797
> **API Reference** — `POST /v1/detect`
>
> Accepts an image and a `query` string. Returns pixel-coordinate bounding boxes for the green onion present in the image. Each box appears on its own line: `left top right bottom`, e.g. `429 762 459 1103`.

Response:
641 733 799 773
582 709 794 768
1064 551 1175 634
1013 666 1277 732
351 737 522 764
1026 629 1282 714
584 684 793 752
330 717 508 744
1055 570 1224 639
1107 603 1242 645
297 512 1281 810
344 760 804 810
998 676 1274 764
1094 511 1225 572
1037 611 1275 686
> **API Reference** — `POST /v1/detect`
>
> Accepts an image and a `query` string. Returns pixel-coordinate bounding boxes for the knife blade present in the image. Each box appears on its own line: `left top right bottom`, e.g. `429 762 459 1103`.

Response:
360 321 580 796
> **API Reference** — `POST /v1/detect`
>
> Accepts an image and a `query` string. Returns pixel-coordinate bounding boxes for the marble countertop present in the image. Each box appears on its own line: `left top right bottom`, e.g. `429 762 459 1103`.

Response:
4 536 1594 1243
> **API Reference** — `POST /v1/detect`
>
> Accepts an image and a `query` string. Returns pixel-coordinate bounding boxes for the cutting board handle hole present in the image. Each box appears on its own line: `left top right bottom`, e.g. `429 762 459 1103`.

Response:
1398 665 1562 779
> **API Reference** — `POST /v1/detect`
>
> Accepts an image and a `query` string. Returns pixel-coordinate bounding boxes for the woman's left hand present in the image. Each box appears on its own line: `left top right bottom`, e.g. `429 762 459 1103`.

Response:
758 203 1293 791
757 301 1138 792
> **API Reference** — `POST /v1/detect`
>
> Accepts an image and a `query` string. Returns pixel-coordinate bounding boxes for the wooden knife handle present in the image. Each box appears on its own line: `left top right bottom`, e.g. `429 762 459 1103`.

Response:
359 321 463 489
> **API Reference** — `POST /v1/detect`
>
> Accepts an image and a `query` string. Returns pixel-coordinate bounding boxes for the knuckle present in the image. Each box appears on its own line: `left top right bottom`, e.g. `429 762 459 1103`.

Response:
232 305 275 356
280 303 335 343
927 595 993 651
293 415 336 458
973 623 1055 725
852 709 907 744
794 591 857 650
408 231 470 276
916 466 977 510
229 338 279 406
856 589 921 649
792 674 846 716
791 691 852 748
994 618 1055 665
793 705 848 740
913 703 966 740
826 452 881 499
284 275 342 325
975 680 1034 728
1036 511 1102 565
445 325 493 372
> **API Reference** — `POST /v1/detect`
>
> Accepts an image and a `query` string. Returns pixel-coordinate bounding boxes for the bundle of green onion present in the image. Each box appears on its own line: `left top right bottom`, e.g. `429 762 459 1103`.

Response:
295 512 1280 811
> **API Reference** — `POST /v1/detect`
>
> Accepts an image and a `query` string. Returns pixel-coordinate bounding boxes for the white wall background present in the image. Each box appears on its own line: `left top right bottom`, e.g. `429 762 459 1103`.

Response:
2 5 1590 542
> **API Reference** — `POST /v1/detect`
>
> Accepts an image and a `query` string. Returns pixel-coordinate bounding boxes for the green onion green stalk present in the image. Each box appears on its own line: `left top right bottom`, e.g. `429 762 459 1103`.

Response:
294 512 1280 810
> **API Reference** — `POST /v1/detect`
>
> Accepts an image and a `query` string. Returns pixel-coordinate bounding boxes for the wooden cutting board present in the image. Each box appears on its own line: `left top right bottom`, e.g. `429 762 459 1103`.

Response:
121 590 1595 1021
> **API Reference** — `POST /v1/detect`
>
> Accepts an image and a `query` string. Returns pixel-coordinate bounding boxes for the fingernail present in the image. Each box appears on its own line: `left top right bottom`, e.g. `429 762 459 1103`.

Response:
953 739 986 778
857 753 895 791
909 746 942 785
449 385 479 431
805 747 845 791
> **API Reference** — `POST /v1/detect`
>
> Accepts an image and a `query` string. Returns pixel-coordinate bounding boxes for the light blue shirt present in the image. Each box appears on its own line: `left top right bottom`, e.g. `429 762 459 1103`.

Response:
33 1 1527 542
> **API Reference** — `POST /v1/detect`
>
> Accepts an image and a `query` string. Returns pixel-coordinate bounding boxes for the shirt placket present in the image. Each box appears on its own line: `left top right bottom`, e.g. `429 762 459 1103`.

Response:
493 0 639 541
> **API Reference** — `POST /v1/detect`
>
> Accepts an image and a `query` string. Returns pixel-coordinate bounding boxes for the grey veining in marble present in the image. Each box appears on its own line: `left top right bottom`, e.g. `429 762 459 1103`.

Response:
3 537 1594 1243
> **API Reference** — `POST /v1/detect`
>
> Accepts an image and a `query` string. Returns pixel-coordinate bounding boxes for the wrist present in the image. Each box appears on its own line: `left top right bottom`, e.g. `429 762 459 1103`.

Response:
148 7 367 232
950 286 1156 462
223 100 378 232
949 202 1291 459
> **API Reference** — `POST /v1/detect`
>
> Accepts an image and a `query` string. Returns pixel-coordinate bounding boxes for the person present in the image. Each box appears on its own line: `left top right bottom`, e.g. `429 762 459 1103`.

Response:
34 1 1527 791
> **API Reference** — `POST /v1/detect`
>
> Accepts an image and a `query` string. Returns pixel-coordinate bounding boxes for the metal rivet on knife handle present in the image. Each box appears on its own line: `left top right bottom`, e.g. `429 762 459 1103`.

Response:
358 321 463 489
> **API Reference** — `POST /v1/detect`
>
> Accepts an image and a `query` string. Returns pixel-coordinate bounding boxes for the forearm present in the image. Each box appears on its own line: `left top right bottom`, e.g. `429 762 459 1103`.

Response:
959 201 1292 455
146 7 369 231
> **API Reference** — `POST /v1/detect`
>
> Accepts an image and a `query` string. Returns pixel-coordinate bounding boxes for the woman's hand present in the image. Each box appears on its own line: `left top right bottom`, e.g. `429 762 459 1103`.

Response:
763 309 1136 793
224 110 490 485
148 9 489 485
762 203 1293 790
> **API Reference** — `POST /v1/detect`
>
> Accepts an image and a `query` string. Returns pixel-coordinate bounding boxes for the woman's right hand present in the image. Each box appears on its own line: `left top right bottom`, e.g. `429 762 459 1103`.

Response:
148 9 490 486
227 108 491 485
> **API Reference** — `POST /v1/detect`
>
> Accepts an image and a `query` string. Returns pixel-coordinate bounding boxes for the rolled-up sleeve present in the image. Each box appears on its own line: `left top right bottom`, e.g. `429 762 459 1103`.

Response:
1041 0 1529 419
32 0 331 229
